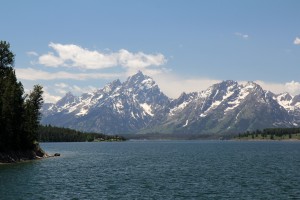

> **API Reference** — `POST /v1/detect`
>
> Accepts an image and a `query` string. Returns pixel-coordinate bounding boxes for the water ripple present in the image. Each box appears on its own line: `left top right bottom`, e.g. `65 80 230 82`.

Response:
0 141 299 199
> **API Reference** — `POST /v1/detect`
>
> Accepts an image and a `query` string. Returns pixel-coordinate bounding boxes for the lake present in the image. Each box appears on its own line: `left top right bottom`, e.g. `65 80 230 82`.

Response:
0 141 299 199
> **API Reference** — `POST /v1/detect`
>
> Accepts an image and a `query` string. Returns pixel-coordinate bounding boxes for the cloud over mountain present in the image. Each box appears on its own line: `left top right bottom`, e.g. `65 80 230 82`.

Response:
294 37 300 45
38 43 166 70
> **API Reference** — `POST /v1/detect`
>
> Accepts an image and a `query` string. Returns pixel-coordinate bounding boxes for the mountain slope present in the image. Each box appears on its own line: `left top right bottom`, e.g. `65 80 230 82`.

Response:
41 71 170 134
41 72 300 135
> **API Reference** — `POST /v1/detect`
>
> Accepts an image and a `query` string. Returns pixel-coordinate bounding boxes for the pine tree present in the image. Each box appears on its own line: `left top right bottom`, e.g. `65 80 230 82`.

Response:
0 41 44 152
1 69 25 149
23 85 44 149
0 41 17 151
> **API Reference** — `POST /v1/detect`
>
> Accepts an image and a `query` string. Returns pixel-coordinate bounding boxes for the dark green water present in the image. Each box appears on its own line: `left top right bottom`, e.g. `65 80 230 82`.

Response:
0 141 299 199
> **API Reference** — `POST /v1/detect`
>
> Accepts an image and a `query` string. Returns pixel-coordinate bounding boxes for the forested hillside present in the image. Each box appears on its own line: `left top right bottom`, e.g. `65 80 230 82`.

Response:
38 125 126 142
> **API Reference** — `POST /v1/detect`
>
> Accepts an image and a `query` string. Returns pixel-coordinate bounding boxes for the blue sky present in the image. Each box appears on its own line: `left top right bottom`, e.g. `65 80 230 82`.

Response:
1 0 300 102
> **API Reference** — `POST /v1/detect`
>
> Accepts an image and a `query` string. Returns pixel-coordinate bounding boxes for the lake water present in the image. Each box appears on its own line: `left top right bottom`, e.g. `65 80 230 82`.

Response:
0 141 299 199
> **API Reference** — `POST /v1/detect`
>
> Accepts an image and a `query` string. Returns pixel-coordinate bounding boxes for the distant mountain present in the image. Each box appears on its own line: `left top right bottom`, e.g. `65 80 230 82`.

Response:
150 81 293 134
42 71 170 134
41 71 300 135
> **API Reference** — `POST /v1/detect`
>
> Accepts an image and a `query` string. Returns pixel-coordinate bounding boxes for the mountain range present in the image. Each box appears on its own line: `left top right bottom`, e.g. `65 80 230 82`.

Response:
41 71 300 135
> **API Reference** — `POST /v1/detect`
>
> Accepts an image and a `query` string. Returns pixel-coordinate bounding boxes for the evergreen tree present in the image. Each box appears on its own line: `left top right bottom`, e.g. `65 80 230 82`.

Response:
23 85 44 149
0 41 44 151
0 41 17 151
1 69 25 149
0 41 14 70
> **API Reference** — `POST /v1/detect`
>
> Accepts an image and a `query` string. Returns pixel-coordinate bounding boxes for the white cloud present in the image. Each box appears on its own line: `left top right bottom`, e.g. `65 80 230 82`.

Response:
15 67 121 81
152 73 220 98
118 49 166 69
53 83 96 96
294 37 300 45
285 81 300 95
252 80 300 96
254 81 286 94
153 73 300 99
235 32 249 40
39 52 65 67
38 71 300 103
71 85 97 94
54 82 69 88
27 51 39 56
42 88 62 103
38 43 166 70
43 83 98 103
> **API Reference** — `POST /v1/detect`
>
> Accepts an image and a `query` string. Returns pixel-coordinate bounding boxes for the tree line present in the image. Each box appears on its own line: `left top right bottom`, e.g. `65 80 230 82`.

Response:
0 41 44 151
38 125 126 142
237 127 300 140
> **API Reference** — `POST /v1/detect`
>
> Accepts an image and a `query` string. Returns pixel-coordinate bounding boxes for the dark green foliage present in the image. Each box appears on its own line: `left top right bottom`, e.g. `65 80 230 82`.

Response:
0 41 14 70
38 125 126 142
23 85 44 148
0 41 43 151
237 127 300 140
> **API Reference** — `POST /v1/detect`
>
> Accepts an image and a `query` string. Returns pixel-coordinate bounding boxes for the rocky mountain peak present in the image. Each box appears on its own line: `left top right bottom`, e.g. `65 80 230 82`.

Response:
41 73 300 135
56 92 77 107
103 79 122 93
125 71 156 89
277 92 293 101
243 81 261 90
291 94 300 106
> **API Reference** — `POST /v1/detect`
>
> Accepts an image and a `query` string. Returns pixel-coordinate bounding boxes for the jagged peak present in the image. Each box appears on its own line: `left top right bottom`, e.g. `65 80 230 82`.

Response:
291 94 300 105
211 80 238 89
125 71 156 88
276 92 293 100
244 81 258 87
59 92 76 101
222 80 238 85
56 92 77 106
242 81 263 91
207 80 238 94
129 71 148 79
179 92 187 98
136 70 144 76
111 79 122 86
102 79 122 93
65 91 75 97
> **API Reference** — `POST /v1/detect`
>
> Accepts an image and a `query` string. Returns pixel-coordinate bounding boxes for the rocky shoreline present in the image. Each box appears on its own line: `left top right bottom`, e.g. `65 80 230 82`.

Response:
0 145 58 164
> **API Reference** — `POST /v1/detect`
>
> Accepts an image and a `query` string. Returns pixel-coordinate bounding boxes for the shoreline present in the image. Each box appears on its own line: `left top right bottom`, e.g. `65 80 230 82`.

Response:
0 144 59 164
0 150 47 164
234 138 300 142
0 153 51 165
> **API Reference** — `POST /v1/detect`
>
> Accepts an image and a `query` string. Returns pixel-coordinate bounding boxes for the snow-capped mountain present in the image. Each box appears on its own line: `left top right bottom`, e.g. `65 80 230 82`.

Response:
41 71 170 134
41 72 300 135
275 93 300 125
150 80 293 134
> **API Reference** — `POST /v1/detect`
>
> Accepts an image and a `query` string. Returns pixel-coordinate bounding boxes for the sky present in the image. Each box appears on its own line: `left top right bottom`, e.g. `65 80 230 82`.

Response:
1 0 300 102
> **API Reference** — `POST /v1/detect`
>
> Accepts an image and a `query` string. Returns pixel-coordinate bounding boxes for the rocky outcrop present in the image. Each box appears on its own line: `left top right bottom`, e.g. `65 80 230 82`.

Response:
0 144 49 163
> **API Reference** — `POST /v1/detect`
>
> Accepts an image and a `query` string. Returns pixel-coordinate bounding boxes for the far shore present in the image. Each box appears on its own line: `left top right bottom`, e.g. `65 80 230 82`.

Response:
234 138 300 142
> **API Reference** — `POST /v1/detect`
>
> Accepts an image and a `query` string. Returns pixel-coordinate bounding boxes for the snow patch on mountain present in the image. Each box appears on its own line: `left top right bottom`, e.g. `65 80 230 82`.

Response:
276 93 295 111
169 101 190 116
41 72 300 134
183 120 189 127
225 87 250 113
140 103 153 116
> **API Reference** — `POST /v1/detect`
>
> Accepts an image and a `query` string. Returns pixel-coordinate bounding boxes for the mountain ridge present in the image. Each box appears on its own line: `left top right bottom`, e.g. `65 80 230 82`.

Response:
41 72 300 135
